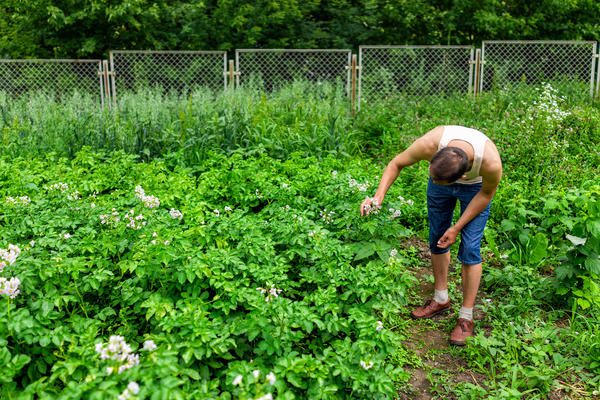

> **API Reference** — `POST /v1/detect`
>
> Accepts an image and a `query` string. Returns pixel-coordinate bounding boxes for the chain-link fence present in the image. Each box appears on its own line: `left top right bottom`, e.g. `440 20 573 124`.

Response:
0 59 104 103
110 50 227 103
235 49 352 92
3 42 600 109
481 41 597 96
358 46 474 105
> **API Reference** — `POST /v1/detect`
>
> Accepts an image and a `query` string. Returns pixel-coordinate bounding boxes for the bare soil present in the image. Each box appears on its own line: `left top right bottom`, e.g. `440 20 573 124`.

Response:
395 237 594 400
396 237 489 400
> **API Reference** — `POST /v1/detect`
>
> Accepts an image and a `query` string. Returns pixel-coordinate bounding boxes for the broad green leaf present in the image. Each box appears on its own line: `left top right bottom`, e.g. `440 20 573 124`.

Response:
518 230 530 246
354 243 375 260
527 233 548 264
585 256 600 274
587 220 600 239
559 216 575 230
39 336 51 347
543 198 560 211
182 368 200 380
500 219 516 232
41 300 53 317
0 348 11 365
12 354 30 371
576 298 591 310
286 371 305 388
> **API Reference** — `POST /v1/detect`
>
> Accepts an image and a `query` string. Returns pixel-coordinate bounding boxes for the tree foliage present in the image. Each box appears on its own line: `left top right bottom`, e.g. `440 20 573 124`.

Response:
1 0 600 59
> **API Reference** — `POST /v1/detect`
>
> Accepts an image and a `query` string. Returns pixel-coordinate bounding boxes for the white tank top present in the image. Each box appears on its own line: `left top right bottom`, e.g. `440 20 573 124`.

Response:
437 126 489 184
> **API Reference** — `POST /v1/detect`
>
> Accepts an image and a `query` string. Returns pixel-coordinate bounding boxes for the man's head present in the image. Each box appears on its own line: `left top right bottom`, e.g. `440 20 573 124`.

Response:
429 147 469 184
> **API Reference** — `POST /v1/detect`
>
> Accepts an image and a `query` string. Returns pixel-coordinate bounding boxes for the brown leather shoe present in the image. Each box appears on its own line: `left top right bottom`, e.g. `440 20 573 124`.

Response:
449 318 474 346
411 299 451 319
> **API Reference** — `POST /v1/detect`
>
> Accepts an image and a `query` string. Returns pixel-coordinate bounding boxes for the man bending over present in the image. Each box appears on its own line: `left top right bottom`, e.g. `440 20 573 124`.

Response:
360 125 502 345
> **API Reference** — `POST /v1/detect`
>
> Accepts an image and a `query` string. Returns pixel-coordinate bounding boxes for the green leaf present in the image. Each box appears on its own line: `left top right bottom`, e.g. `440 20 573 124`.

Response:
585 256 600 274
41 300 53 317
248 329 260 341
500 219 516 232
354 242 374 260
518 230 530 246
527 233 548 264
12 354 30 371
0 348 11 365
39 336 51 347
559 216 574 230
543 198 560 211
286 371 305 388
577 298 591 310
182 368 200 380
182 349 193 364
587 220 600 239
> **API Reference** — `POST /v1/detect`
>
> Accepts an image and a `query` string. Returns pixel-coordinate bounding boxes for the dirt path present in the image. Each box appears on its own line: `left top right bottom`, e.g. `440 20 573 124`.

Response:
394 237 591 400
396 237 488 400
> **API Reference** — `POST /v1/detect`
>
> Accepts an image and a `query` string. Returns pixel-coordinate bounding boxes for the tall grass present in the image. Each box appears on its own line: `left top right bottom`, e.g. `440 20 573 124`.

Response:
1 80 599 180
0 81 355 163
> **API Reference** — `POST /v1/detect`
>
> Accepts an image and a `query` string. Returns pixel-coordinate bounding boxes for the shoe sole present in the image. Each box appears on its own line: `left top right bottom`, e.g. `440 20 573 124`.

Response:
410 306 451 319
449 330 475 346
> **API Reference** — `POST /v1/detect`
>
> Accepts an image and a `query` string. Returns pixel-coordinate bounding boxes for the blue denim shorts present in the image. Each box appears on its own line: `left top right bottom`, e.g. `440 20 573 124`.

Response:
427 177 491 265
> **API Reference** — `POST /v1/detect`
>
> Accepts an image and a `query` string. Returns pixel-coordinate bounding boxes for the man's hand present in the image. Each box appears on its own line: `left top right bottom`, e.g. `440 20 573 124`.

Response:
437 227 459 249
360 196 382 216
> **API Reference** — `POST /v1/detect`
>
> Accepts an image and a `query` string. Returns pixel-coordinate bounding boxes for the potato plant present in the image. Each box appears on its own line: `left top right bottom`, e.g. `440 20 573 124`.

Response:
0 149 422 399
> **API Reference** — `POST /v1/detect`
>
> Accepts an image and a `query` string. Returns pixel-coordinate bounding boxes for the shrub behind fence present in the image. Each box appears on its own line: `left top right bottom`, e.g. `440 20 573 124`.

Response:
235 49 351 93
0 59 104 103
481 41 597 96
358 46 473 105
110 50 227 105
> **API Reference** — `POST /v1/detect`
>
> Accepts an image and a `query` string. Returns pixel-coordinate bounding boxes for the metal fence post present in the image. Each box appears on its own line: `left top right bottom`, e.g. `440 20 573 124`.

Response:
474 49 482 96
235 51 240 88
357 49 363 112
592 43 598 98
345 52 351 99
109 51 117 109
98 61 105 108
468 48 474 95
596 53 600 99
223 54 228 89
102 60 112 109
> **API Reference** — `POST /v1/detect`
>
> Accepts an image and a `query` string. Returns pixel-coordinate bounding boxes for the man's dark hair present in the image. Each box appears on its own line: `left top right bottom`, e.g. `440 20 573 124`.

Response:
430 147 469 183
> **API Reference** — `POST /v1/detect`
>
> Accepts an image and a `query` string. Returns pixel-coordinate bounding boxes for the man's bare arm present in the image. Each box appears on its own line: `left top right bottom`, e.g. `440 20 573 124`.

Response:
360 127 442 216
373 134 439 200
359 137 435 216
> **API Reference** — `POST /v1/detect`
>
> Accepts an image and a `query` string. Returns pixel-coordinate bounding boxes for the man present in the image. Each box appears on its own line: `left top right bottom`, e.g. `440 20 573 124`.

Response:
360 125 502 345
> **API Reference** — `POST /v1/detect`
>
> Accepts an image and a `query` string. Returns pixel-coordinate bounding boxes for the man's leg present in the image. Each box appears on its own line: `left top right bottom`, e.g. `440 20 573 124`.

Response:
449 262 482 346
450 188 491 345
412 178 455 319
461 262 482 308
432 252 450 291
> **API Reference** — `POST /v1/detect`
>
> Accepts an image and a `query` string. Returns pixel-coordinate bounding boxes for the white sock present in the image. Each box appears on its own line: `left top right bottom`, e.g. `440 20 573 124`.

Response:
458 307 473 321
433 289 448 304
